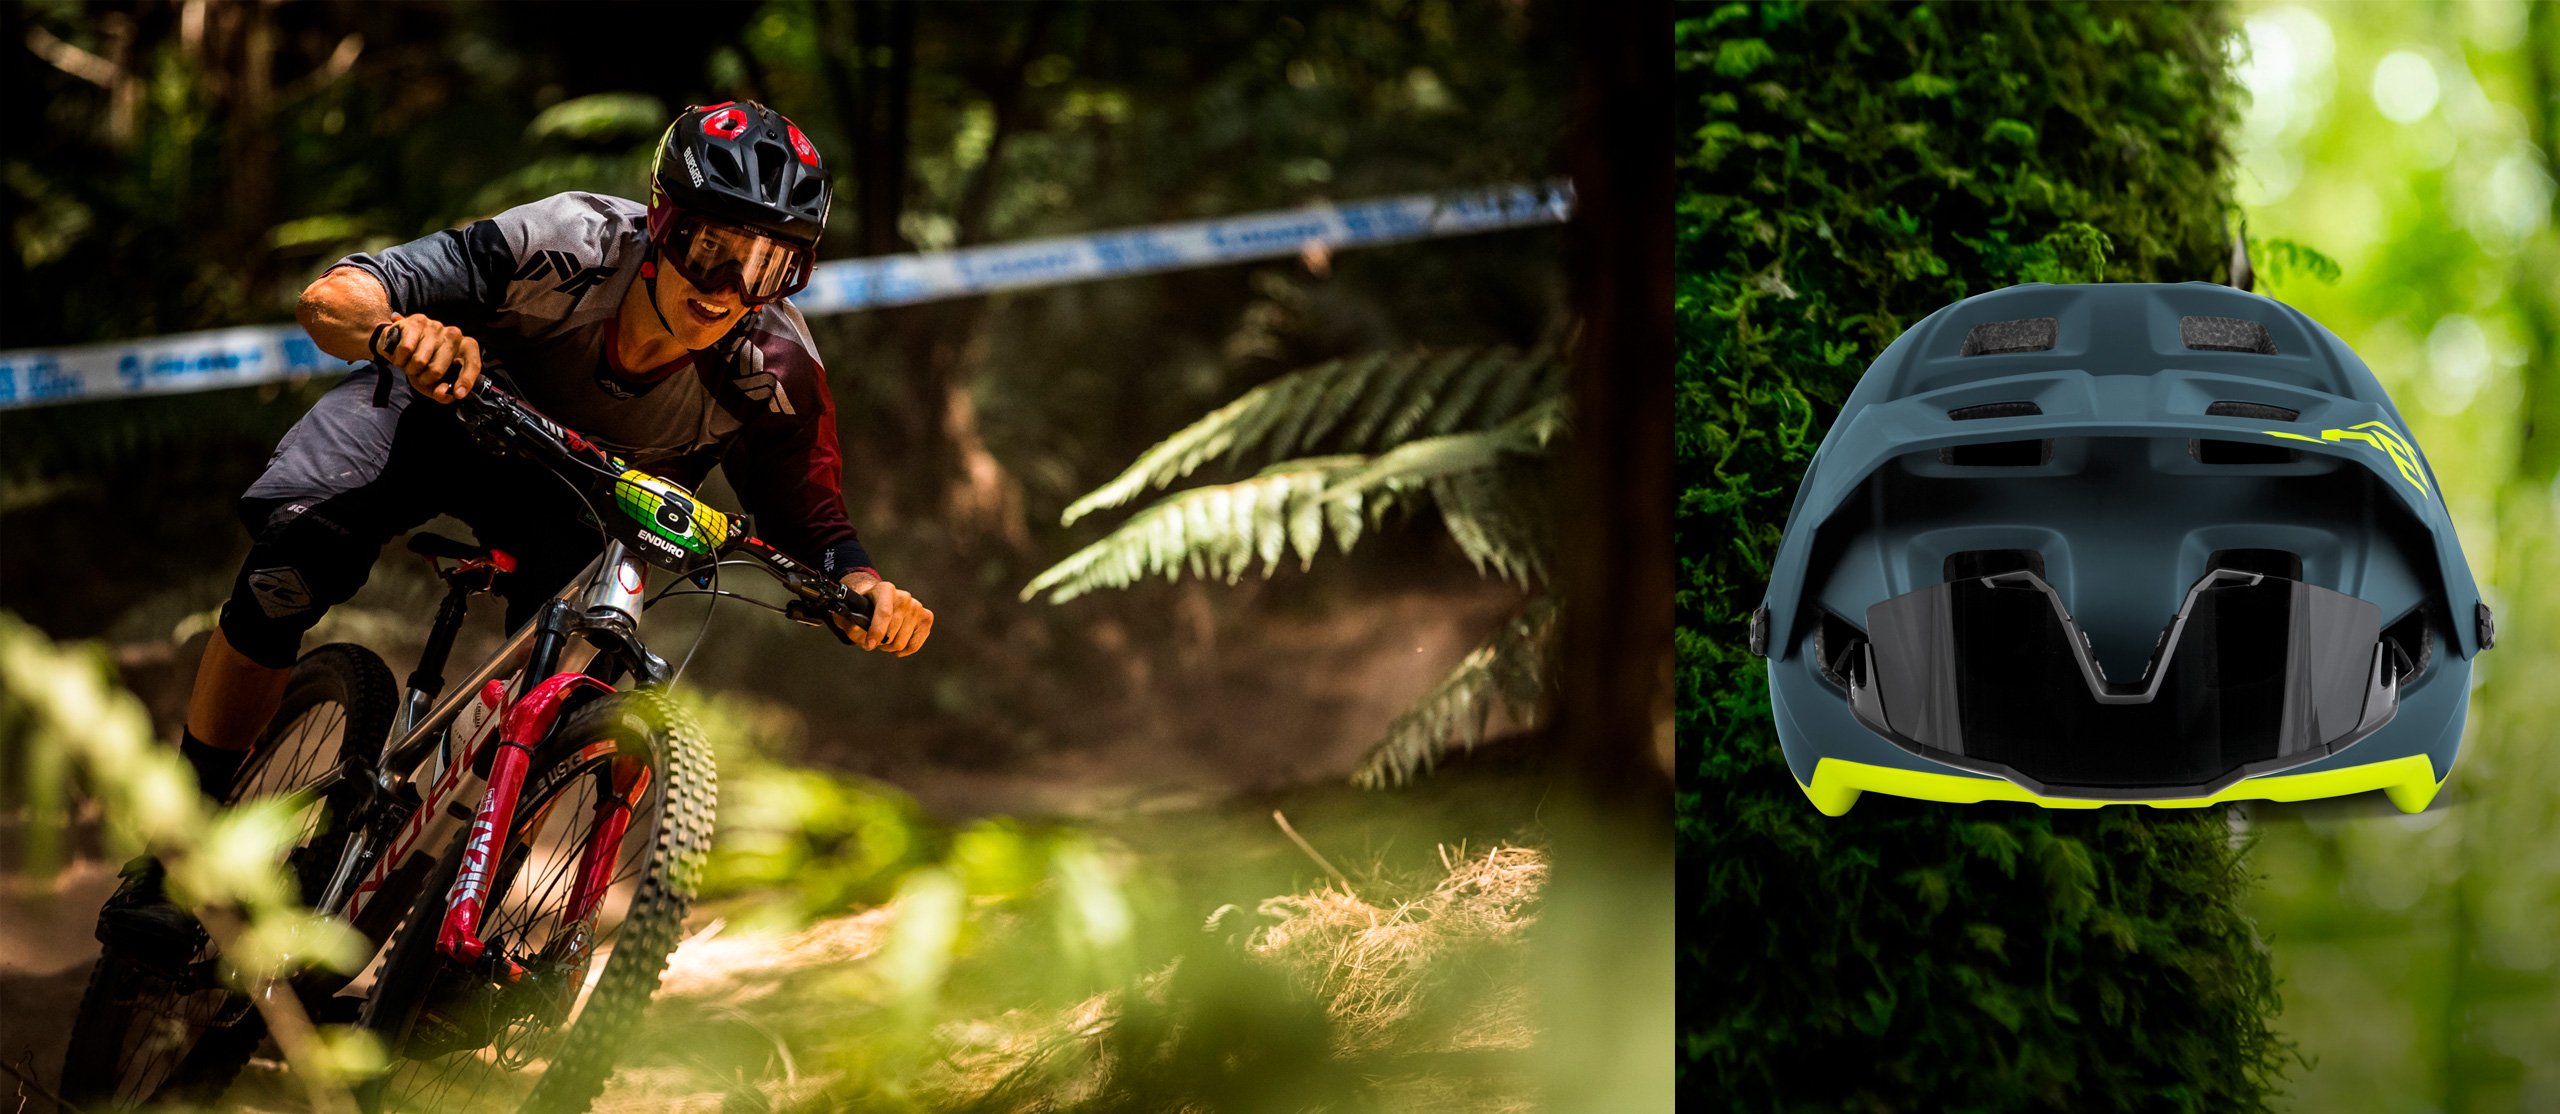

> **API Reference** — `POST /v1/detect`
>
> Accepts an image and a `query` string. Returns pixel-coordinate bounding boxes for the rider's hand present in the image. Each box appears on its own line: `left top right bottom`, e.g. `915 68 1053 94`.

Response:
839 572 931 656
381 313 482 404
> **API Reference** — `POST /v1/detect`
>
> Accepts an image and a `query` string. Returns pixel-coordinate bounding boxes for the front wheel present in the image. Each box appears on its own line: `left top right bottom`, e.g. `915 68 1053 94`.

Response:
58 642 397 1109
359 689 715 1114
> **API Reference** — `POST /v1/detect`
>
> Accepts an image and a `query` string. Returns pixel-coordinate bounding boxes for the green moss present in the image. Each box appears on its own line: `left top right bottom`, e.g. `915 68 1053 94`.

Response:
1674 3 2290 1109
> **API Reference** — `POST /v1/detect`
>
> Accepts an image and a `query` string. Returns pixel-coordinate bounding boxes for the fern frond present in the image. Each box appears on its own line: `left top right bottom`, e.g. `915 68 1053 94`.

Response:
1058 346 1561 525
1430 460 1551 584
1354 594 1557 789
1323 394 1566 506
1022 456 1376 603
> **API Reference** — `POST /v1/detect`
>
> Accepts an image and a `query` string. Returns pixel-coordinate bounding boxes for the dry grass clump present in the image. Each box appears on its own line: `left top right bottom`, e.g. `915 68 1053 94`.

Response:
1248 843 1545 1049
903 844 1546 1113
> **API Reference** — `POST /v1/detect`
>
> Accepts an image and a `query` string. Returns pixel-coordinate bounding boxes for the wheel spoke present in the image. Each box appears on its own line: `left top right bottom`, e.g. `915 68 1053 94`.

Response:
382 747 668 1111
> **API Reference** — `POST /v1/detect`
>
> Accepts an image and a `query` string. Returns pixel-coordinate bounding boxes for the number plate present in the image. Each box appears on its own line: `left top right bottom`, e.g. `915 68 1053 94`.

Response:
611 470 730 557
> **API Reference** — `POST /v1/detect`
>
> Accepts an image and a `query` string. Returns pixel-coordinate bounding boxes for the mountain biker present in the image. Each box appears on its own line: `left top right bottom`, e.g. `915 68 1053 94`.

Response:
101 100 930 949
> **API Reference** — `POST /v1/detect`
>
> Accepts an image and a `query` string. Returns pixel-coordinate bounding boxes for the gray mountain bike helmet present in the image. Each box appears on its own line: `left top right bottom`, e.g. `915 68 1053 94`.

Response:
1749 282 2492 815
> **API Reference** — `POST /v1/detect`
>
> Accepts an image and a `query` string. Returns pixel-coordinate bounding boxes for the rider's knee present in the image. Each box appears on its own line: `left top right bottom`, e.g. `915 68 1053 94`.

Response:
217 500 385 669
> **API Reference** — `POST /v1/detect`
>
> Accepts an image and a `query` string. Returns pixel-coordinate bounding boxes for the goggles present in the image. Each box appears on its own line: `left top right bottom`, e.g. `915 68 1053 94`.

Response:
1840 567 2414 795
656 211 815 305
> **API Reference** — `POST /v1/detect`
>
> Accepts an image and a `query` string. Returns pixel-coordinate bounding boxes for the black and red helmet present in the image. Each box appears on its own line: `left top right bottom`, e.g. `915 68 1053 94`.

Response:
648 100 832 248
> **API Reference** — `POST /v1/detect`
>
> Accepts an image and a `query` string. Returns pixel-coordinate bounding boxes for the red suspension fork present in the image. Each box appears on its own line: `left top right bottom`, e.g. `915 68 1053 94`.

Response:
437 673 614 968
565 758 652 929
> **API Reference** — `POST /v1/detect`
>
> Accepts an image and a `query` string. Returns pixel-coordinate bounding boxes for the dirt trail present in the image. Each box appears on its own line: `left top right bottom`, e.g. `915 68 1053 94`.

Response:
4 566 1525 1106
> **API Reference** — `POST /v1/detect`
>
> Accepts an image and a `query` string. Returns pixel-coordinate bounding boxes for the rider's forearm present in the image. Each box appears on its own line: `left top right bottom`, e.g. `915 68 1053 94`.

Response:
296 265 397 364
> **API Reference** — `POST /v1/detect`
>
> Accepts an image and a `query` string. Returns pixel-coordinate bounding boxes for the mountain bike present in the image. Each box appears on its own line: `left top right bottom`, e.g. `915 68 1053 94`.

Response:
60 367 873 1113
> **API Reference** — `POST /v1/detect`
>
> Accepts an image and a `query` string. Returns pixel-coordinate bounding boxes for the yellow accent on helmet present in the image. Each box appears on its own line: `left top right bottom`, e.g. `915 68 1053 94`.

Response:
1796 753 2442 816
2263 421 2430 498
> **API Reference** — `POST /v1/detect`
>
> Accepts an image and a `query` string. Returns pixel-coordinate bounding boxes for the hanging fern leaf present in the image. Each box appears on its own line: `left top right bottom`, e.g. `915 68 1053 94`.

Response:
1323 394 1566 503
1029 344 1569 789
1022 456 1376 603
1428 460 1552 585
1059 346 1563 525
1354 594 1557 788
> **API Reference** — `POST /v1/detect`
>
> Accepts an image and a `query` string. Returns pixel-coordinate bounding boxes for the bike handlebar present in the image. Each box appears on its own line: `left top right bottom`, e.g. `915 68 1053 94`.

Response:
373 324 871 633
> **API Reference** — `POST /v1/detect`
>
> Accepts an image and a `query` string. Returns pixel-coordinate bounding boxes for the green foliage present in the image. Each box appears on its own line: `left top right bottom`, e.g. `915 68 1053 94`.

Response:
1676 2 2289 1108
1354 594 1552 789
1053 347 1564 528
2245 236 2344 288
692 694 941 929
2223 4 2560 1109
0 612 382 1092
1025 347 1561 785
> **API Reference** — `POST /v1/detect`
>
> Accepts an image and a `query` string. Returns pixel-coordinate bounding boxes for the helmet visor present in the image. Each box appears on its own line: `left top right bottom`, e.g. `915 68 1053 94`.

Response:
1844 568 2412 795
660 212 814 304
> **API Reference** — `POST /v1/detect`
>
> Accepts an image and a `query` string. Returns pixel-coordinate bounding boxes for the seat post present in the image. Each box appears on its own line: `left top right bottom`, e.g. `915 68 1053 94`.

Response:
405 579 476 722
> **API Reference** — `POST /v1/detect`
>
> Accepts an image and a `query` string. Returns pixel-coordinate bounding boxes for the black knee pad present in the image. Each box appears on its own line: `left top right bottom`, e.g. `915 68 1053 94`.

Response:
217 502 386 669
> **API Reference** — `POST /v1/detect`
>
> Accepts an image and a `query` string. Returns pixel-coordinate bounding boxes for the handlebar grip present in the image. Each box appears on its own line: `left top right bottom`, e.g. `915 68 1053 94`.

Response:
369 321 463 392
836 586 877 630
368 323 402 407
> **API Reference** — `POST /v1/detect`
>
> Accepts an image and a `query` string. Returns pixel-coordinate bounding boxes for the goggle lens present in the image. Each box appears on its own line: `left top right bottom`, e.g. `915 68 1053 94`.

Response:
662 216 812 303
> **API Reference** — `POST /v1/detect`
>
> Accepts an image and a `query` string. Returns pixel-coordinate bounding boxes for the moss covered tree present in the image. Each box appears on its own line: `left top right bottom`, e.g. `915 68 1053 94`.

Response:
1675 3 2291 1109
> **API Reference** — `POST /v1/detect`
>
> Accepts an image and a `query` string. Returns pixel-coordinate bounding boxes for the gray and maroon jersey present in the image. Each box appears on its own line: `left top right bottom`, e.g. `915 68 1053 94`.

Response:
327 191 872 578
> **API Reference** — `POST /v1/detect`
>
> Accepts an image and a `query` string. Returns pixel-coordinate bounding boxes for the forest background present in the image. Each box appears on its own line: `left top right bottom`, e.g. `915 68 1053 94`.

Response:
2 1 1672 1110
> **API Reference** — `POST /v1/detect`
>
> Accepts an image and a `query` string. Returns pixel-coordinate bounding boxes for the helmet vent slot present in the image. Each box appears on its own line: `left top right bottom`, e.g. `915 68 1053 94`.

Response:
2194 402 2304 462
2182 315 2279 354
1813 609 1865 688
754 141 789 200
1961 317 2057 356
2383 604 2433 683
1940 439 2051 466
1947 401 2043 420
2192 437 2300 464
704 145 746 188
1945 549 2045 582
2207 548 2303 580
1940 402 2050 465
2205 400 2299 421
789 177 824 209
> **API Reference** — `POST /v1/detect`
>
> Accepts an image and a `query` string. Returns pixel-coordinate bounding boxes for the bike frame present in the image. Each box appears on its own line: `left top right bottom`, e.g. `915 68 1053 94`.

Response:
295 536 674 980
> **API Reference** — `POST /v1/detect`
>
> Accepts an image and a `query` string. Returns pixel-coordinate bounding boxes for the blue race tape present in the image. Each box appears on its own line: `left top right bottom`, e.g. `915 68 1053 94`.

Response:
0 181 1570 411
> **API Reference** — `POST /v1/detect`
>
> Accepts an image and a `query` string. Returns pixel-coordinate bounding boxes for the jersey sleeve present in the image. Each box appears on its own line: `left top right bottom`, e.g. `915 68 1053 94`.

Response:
720 317 876 580
329 192 627 321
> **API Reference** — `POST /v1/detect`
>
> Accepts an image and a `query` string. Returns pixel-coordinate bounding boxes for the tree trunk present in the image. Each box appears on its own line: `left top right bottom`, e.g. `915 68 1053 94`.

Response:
1537 0 1675 1108
1676 3 2286 1105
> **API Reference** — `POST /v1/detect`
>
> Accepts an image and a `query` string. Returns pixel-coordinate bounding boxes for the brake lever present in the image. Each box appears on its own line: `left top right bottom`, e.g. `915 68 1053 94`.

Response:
784 597 862 645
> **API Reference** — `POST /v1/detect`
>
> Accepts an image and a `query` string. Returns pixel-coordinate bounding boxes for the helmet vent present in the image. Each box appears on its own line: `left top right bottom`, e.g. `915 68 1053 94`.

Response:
2192 438 2300 464
1945 549 2045 582
2204 400 2299 421
2193 401 2305 463
1947 401 2043 420
705 145 746 188
754 141 789 200
1940 402 2050 465
2182 315 2278 354
2207 548 2303 580
1961 317 2057 356
1939 440 2051 466
2383 604 2433 682
1812 609 1865 688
